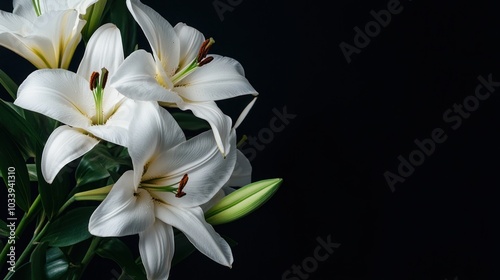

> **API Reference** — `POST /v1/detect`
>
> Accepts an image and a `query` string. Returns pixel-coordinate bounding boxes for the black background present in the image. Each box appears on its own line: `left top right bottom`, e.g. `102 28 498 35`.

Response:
1 0 500 279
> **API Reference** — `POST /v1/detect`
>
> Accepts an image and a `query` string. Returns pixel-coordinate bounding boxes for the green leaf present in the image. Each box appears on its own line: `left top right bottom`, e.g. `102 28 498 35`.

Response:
171 112 211 131
27 164 38 181
205 178 283 225
0 219 9 237
171 232 196 267
30 242 48 280
0 99 41 158
0 68 18 100
45 247 69 280
96 238 146 279
0 131 32 212
40 206 96 247
75 143 130 188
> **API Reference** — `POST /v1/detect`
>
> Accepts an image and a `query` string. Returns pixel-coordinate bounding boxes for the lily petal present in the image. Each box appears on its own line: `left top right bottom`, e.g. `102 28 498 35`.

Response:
146 130 236 208
41 125 99 183
139 220 174 280
155 205 233 268
89 170 156 236
128 101 185 188
175 55 258 102
126 0 179 76
178 100 232 156
226 150 252 187
0 10 84 69
15 69 94 128
174 22 205 70
77 23 124 79
110 50 181 103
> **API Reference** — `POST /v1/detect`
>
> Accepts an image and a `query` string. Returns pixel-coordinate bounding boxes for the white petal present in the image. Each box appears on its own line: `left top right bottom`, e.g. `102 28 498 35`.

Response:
126 0 179 76
147 130 237 208
41 125 99 183
174 22 205 70
86 97 136 147
110 50 180 103
77 23 124 79
89 170 155 236
175 55 258 102
128 101 185 187
226 150 252 187
15 69 94 128
0 10 32 32
12 0 37 19
156 205 233 267
30 10 84 69
178 101 232 156
139 220 174 280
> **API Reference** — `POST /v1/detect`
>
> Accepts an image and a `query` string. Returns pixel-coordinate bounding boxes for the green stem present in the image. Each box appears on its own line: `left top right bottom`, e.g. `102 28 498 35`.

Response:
72 237 102 280
0 195 42 270
4 221 51 278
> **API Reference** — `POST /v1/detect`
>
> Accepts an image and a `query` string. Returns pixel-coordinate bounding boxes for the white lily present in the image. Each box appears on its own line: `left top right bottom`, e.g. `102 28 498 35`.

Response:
110 0 258 157
14 23 135 183
89 101 236 279
0 0 98 69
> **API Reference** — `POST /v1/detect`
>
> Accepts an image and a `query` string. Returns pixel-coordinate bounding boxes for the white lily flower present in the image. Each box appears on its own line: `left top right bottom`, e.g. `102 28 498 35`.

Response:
110 0 258 157
0 0 98 68
14 23 135 183
89 101 236 279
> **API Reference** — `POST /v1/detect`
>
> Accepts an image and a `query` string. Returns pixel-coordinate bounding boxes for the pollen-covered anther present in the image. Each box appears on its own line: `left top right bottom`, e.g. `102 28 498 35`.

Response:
175 174 189 198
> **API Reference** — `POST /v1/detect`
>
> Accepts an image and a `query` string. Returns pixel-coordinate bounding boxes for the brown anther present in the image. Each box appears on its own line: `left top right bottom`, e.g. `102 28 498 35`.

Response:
90 72 99 91
175 174 189 198
198 56 214 67
100 68 109 89
197 38 215 63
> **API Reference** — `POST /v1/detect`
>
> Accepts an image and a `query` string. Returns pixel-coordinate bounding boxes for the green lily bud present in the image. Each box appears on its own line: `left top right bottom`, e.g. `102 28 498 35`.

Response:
205 178 283 225
74 185 112 202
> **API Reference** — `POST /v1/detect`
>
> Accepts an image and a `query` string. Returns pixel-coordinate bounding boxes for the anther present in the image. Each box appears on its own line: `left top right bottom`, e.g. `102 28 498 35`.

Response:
100 68 109 89
90 72 99 91
175 174 189 198
197 38 215 63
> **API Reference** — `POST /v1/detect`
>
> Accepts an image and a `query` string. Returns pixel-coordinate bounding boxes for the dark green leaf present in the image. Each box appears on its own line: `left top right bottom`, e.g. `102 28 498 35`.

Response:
75 143 130 188
30 242 48 280
45 247 69 280
0 131 32 212
0 219 8 237
40 206 96 247
171 232 196 267
96 237 146 279
0 99 40 158
0 68 18 100
171 112 211 131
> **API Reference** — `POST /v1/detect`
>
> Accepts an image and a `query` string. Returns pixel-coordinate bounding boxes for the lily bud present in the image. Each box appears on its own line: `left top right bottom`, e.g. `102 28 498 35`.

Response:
204 178 282 225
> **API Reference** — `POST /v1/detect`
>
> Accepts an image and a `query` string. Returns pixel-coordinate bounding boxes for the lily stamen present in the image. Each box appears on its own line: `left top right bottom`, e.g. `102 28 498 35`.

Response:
90 67 109 125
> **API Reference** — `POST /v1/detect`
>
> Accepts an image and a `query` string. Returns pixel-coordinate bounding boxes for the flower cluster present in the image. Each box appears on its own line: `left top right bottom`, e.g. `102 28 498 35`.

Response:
0 0 281 279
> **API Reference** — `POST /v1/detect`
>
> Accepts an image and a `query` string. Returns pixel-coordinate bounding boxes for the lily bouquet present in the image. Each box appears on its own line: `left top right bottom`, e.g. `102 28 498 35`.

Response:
0 0 282 279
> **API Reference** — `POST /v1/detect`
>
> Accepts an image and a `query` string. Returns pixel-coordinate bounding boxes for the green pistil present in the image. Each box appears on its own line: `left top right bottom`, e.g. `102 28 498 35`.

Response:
32 0 42 16
141 174 189 198
90 68 109 125
171 38 215 84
